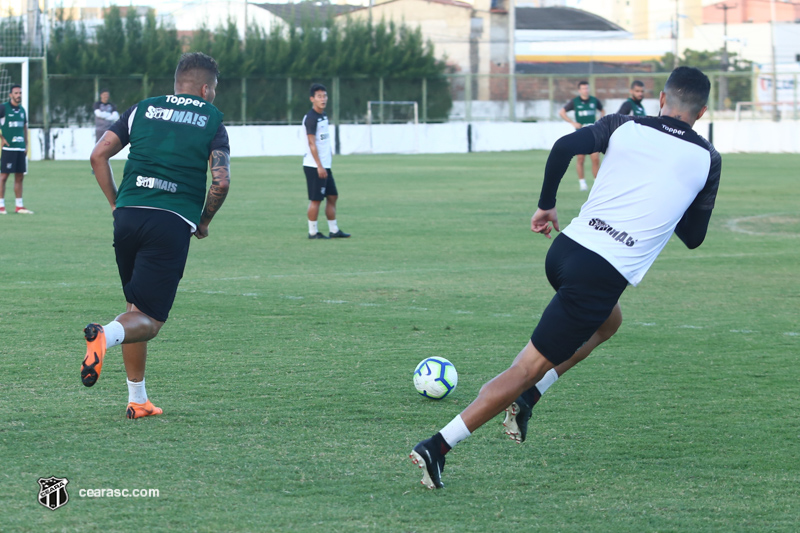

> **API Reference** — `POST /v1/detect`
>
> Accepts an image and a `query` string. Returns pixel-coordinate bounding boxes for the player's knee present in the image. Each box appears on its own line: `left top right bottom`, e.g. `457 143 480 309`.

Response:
597 315 622 342
147 320 165 339
510 359 550 389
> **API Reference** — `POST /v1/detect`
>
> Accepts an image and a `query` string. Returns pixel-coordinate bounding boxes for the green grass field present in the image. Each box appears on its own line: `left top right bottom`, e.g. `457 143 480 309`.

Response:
1 151 799 532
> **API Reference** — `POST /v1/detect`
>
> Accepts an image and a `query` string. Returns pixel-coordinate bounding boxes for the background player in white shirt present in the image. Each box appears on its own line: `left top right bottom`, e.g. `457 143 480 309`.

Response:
410 67 721 490
302 83 350 239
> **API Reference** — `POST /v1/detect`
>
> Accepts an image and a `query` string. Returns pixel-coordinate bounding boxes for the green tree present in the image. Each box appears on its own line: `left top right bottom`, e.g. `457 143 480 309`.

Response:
649 48 753 108
42 11 451 125
93 6 126 75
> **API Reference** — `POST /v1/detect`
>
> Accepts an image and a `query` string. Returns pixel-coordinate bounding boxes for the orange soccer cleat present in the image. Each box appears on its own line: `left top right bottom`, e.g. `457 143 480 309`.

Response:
81 324 106 387
126 400 163 419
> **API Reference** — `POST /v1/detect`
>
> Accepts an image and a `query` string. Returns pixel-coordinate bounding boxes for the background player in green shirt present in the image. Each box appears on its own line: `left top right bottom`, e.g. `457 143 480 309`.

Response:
84 52 230 419
617 80 647 117
0 84 33 214
558 81 605 191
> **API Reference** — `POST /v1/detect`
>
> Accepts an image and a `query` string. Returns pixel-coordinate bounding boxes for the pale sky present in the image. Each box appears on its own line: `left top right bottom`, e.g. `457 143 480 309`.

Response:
64 0 368 7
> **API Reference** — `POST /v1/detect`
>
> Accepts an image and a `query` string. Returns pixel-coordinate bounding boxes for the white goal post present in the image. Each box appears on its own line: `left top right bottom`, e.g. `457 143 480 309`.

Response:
366 100 419 126
366 100 420 154
0 57 30 114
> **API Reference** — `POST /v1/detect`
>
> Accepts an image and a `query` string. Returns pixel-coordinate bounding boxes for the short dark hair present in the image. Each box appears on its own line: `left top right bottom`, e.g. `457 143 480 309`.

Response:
309 83 327 97
664 67 710 115
577 81 589 88
631 80 645 89
9 84 21 93
99 88 110 94
175 52 219 85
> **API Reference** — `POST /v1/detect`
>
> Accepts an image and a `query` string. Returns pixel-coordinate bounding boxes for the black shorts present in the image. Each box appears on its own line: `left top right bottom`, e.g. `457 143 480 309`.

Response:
530 234 629 365
1 150 26 174
304 166 338 201
113 207 192 322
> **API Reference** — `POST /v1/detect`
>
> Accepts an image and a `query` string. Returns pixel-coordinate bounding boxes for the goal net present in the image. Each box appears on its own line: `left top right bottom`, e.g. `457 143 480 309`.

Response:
1 7 44 117
366 101 419 154
0 57 30 114
367 101 419 126
734 101 800 121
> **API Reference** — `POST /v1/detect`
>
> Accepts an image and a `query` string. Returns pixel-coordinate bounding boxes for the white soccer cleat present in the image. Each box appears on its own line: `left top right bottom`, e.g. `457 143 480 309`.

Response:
503 403 523 443
579 180 588 191
503 399 534 444
410 450 438 489
410 437 446 489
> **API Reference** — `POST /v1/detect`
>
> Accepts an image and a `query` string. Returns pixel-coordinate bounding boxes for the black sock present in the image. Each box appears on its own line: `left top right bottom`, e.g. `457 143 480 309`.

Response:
432 432 451 455
520 385 542 408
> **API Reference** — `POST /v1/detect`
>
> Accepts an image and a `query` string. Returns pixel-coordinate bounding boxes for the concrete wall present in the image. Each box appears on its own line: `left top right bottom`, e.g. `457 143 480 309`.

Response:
27 119 800 162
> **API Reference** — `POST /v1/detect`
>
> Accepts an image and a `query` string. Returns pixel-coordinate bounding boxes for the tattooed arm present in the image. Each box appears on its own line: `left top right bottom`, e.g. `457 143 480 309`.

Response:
195 148 231 239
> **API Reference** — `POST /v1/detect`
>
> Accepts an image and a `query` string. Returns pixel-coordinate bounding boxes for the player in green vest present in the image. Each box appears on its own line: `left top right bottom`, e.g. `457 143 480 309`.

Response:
0 84 33 214
83 52 231 419
558 81 605 191
617 80 647 117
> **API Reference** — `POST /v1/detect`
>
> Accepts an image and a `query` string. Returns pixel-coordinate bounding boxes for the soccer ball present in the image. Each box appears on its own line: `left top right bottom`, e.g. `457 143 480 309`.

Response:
413 357 458 400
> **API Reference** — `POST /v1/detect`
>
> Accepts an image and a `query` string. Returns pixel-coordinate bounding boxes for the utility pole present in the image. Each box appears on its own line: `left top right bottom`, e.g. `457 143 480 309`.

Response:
770 0 779 121
716 3 736 111
27 0 38 49
508 0 516 121
673 0 679 68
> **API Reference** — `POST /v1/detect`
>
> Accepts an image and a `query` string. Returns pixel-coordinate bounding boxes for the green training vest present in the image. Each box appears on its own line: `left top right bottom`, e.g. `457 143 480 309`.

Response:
1 102 27 150
627 98 647 116
116 94 224 226
573 96 601 125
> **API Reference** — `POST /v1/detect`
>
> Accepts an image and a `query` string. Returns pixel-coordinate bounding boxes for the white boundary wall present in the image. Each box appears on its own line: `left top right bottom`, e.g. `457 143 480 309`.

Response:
25 120 799 161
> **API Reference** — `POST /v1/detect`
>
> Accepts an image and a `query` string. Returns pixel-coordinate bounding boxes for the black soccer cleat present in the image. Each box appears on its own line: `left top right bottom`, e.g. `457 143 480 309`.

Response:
329 230 351 238
503 396 534 443
410 437 446 489
308 232 329 239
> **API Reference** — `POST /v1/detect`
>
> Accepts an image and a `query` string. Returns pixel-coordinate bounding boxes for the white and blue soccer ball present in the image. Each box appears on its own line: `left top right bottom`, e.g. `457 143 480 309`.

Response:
413 357 458 400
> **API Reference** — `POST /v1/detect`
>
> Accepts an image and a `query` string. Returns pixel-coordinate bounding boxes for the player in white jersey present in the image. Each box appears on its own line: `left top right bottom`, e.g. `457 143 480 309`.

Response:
409 67 721 489
303 83 350 239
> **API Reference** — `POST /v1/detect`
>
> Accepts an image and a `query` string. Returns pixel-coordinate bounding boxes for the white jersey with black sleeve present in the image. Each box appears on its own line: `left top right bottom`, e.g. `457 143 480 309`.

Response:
302 108 332 169
561 114 722 286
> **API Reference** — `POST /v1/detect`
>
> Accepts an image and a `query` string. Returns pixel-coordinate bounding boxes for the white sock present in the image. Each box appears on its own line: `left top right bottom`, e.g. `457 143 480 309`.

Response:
103 320 125 349
535 368 559 395
0 199 4 208
578 178 586 184
127 378 148 404
308 220 318 235
328 219 339 234
15 198 23 208
439 414 471 448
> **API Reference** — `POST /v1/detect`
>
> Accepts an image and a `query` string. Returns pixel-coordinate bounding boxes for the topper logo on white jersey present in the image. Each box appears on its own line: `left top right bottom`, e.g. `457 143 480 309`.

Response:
165 95 206 107
661 124 685 136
